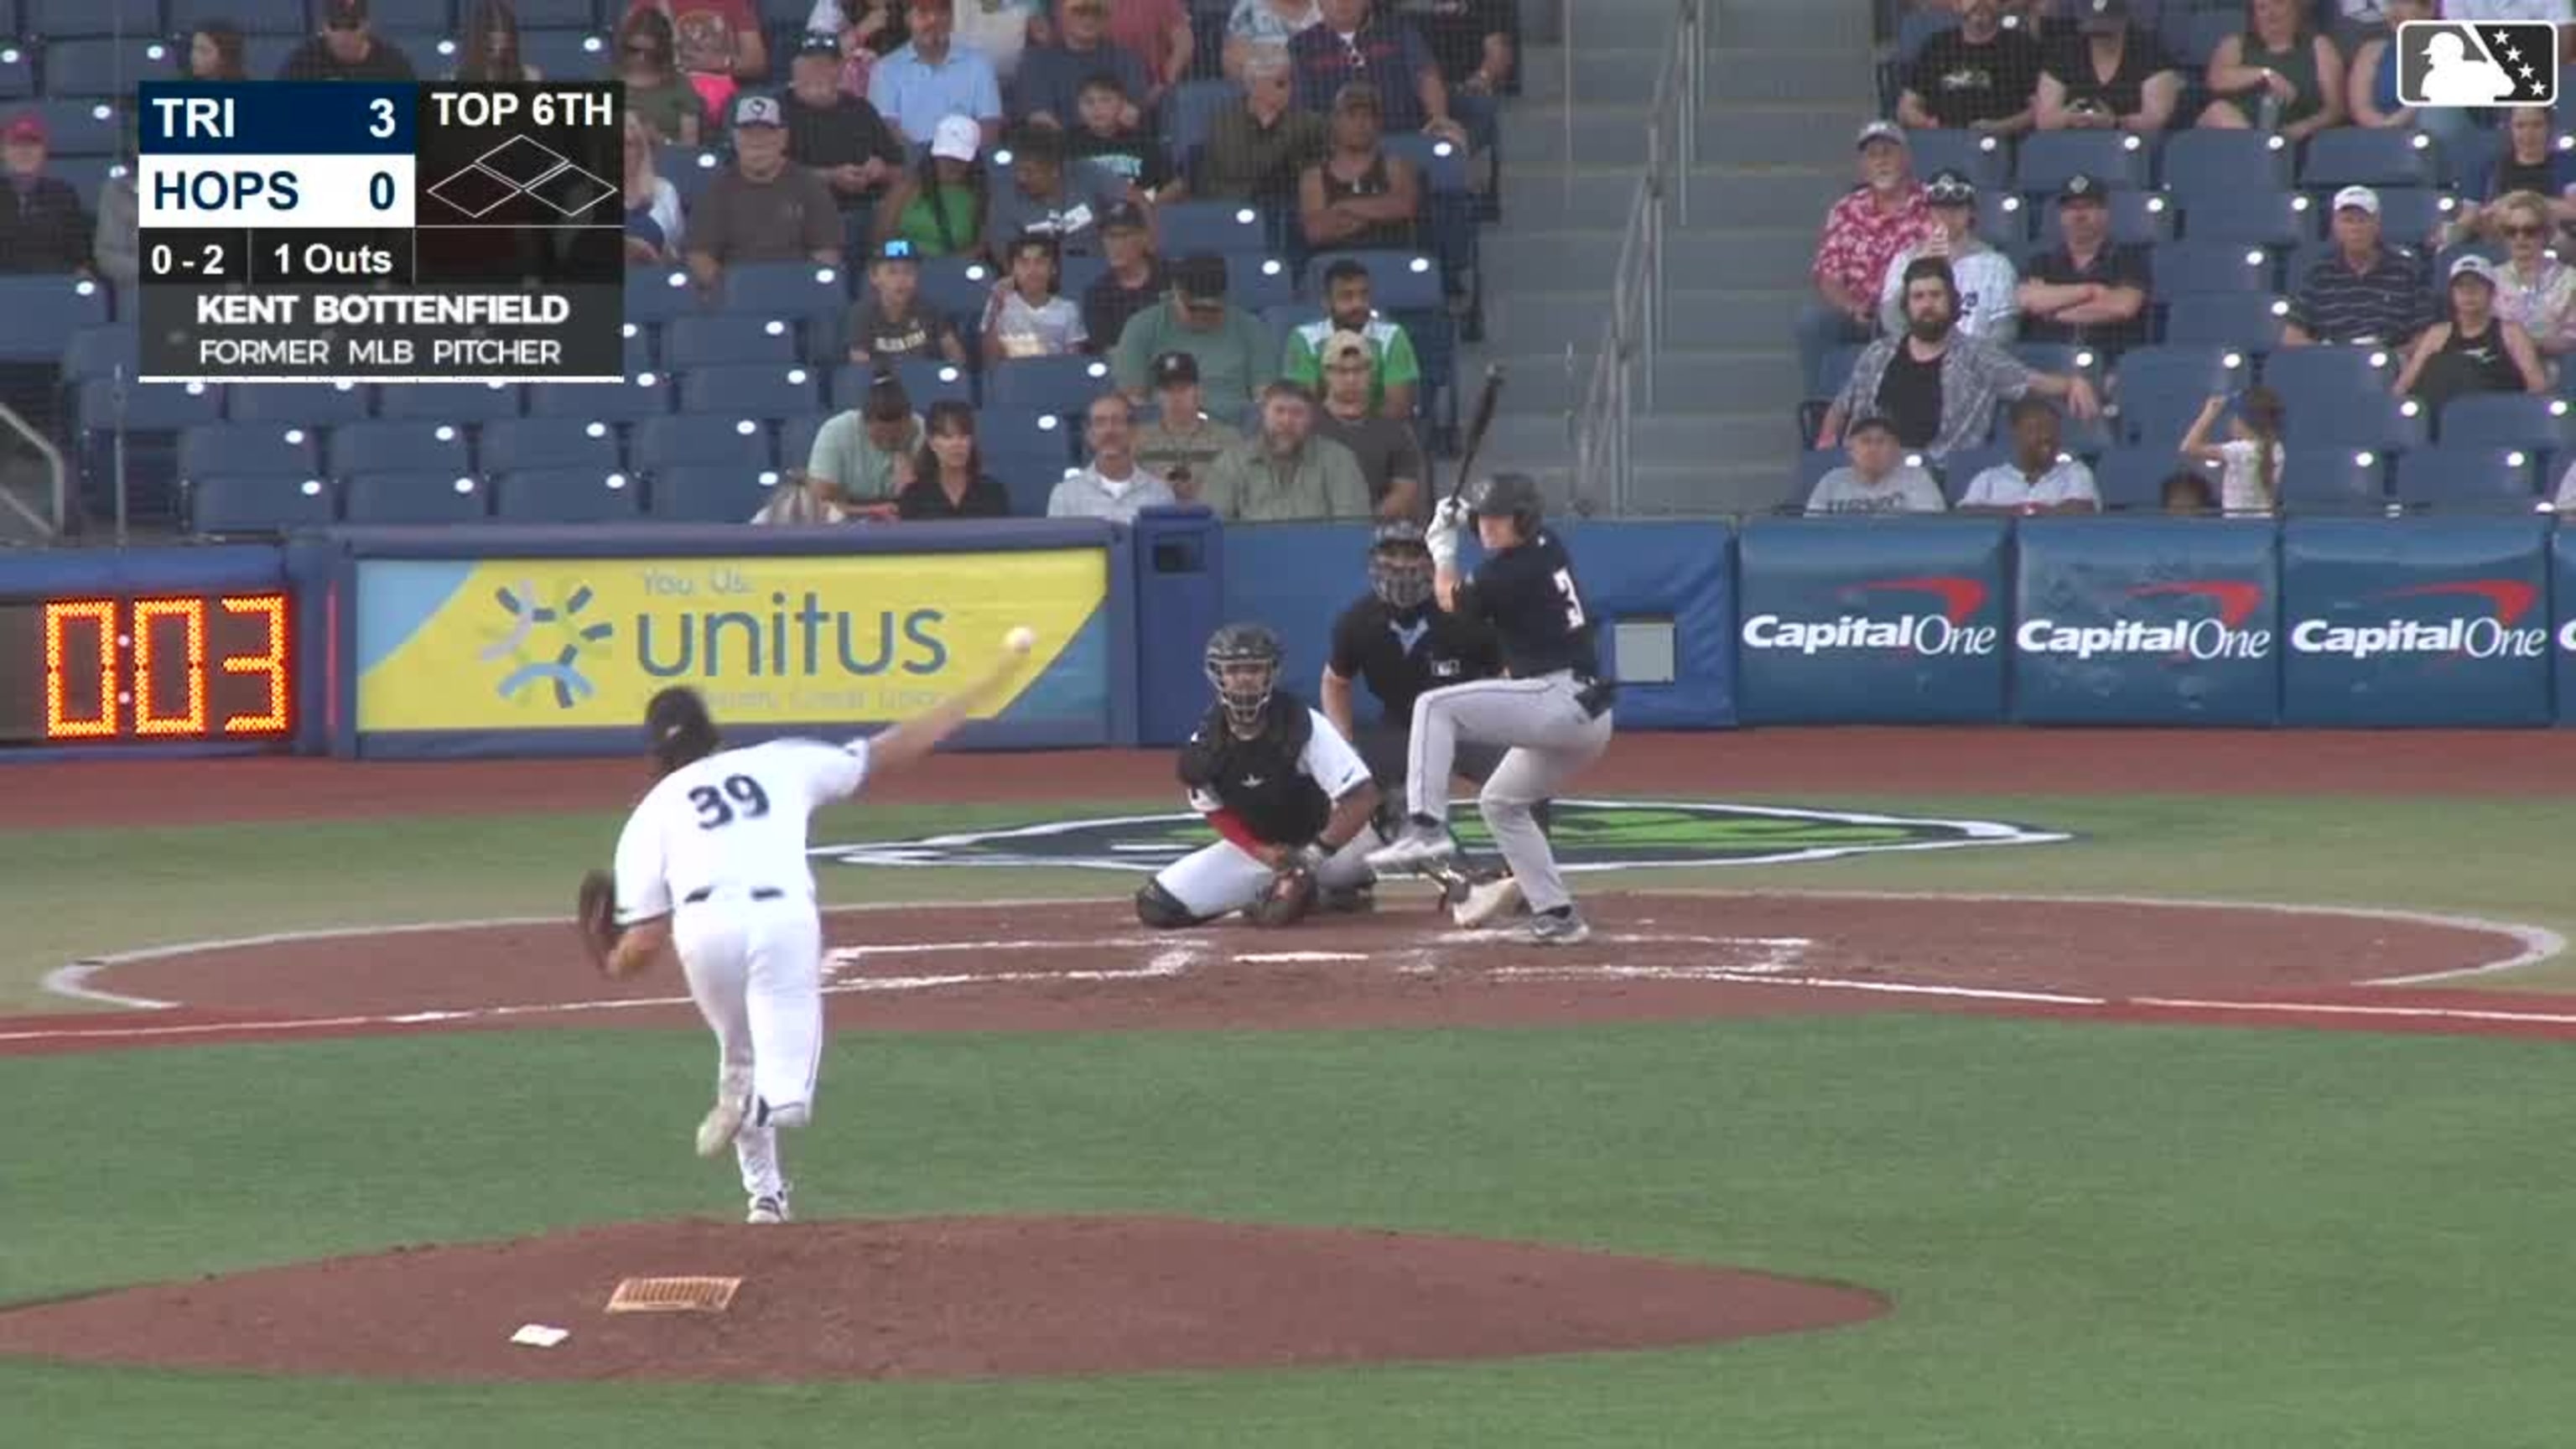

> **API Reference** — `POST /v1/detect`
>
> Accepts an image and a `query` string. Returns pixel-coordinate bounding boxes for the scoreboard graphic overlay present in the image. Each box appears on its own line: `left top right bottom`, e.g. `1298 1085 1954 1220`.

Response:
137 82 624 383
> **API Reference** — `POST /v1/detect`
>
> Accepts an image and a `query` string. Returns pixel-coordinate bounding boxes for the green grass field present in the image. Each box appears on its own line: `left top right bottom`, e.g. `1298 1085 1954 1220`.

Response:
7 783 2574 1445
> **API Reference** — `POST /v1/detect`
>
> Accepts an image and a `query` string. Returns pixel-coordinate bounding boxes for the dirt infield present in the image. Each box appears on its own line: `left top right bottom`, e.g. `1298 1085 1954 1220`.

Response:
0 1216 1887 1383
20 728 2576 830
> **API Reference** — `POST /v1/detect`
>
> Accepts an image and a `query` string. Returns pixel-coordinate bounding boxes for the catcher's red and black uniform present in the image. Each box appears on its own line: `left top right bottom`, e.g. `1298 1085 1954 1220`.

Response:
1142 690 1379 922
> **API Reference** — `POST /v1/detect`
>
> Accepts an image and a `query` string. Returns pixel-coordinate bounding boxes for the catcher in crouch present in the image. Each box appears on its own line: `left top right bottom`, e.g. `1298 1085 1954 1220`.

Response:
1133 621 1384 929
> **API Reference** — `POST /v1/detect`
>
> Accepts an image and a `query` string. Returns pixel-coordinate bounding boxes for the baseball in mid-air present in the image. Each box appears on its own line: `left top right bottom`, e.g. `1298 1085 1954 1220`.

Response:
1005 626 1036 655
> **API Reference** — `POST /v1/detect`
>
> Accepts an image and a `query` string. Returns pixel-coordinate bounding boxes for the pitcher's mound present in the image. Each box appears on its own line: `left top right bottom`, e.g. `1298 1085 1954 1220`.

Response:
0 1215 1888 1382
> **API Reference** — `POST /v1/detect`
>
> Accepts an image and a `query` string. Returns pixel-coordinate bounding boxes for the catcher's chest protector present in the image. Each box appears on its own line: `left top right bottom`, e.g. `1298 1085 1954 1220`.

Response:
1187 697 1329 846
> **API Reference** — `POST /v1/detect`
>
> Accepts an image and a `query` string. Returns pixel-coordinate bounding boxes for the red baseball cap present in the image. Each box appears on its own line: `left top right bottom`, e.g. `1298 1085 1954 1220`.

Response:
2 112 44 145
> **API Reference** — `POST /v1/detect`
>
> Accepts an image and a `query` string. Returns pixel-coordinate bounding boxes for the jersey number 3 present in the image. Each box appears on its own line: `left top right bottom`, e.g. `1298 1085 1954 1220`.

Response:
1551 568 1587 630
688 775 772 829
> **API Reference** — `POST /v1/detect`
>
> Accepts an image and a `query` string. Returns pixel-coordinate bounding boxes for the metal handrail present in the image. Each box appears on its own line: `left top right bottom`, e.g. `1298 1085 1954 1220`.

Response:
0 401 67 538
1568 0 1705 517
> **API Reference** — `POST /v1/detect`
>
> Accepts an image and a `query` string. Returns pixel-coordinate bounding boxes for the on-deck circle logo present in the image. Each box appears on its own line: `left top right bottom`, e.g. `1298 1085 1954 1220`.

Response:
1739 575 1998 657
2017 580 2273 662
2289 580 2547 660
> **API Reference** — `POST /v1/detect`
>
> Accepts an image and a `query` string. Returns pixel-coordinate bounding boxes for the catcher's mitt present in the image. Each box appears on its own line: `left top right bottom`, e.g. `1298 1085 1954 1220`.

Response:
576 869 626 975
1245 862 1318 928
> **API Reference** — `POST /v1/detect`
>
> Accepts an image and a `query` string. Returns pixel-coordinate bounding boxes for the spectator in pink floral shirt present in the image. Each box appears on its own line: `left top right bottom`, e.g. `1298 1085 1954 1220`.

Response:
2486 189 2576 368
1798 119 1931 397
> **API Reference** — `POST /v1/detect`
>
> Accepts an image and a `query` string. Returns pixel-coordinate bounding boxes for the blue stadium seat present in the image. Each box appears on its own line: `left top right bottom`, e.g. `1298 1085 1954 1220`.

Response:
1902 129 2009 193
884 357 975 408
1794 447 1843 503
342 471 491 524
240 32 293 75
2034 190 2176 248
719 260 852 330
478 416 621 473
2394 444 2542 508
1937 443 2014 503
26 99 120 157
518 28 609 78
1980 192 2031 244
985 355 1116 416
2015 130 2152 195
1895 8 1958 64
1161 77 1242 161
44 156 116 214
915 257 1000 325
621 321 657 377
2155 239 2274 295
2010 343 2103 380
979 410 1076 491
225 381 371 424
2355 189 2455 247
0 275 109 361
2181 190 2312 248
27 0 157 38
626 267 700 326
328 419 472 477
364 0 454 29
1060 253 1107 302
1157 200 1270 257
1379 132 1469 195
779 413 828 472
2300 128 2438 191
178 421 319 479
676 362 821 418
1818 341 1870 402
651 462 784 523
2279 446 2391 511
2095 448 2215 510
187 474 335 535
2290 391 2427 451
40 36 178 96
528 374 674 420
995 460 1078 519
631 413 772 470
1230 256 1298 313
2262 342 2399 412
493 465 643 522
171 0 304 32
61 325 138 381
2438 392 2573 452
2153 127 2298 203
2179 9 2242 65
2163 293 2289 350
662 145 724 208
664 313 802 367
77 377 222 431
2113 344 2250 440
377 382 523 422
0 44 34 102
512 0 595 23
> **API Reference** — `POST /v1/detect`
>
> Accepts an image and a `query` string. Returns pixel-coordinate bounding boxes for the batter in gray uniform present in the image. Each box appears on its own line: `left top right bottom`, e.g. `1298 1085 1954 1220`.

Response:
1365 473 1616 944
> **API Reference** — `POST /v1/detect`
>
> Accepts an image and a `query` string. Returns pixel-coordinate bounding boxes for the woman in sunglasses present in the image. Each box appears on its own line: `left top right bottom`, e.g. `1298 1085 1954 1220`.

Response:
2484 189 2576 366
616 9 708 146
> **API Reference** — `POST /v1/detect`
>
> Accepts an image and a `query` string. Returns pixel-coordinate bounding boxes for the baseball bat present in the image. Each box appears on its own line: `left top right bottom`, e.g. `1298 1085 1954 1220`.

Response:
1446 364 1506 507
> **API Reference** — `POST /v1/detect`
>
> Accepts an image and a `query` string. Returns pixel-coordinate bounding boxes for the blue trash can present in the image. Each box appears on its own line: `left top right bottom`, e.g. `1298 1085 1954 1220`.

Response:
1130 505 1224 745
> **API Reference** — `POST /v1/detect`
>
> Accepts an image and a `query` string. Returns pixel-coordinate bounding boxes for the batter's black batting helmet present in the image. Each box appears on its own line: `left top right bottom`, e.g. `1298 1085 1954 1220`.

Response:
1466 471 1545 535
1367 519 1435 611
1203 621 1283 734
644 686 720 775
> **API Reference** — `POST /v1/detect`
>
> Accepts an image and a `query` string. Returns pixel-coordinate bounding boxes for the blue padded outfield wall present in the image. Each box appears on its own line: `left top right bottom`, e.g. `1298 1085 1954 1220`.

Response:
29 512 2576 758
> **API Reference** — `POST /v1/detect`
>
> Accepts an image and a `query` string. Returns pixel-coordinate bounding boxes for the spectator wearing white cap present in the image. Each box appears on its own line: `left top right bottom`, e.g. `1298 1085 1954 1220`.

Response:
2035 0 2179 133
1958 397 2101 514
2018 172 2152 352
1804 414 1948 514
872 114 991 257
1898 0 2043 134
870 0 1006 148
1799 119 1931 397
686 93 846 289
1311 330 1429 518
2392 252 2549 407
2281 184 2433 348
1877 169 2020 342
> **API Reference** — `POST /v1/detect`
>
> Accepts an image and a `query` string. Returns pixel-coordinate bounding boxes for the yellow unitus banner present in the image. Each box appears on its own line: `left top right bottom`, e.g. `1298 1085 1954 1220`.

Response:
355 550 1108 730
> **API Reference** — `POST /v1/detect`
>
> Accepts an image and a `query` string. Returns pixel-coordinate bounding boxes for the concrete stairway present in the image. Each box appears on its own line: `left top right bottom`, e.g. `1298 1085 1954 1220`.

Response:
1470 0 1877 516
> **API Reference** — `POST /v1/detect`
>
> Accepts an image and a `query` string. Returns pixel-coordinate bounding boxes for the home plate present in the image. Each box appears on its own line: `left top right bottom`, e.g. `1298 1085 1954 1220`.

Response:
1233 951 1370 963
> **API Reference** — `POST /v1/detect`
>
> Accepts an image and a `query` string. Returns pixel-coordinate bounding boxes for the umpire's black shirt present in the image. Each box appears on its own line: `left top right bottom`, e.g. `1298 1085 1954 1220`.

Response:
1329 596 1503 725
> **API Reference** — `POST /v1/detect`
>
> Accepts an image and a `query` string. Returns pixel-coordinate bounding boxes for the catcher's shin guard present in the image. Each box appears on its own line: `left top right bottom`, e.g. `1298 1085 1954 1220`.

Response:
1135 880 1202 930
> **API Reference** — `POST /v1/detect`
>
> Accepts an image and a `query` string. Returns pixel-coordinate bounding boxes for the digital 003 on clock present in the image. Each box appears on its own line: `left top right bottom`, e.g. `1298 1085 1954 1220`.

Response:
137 81 625 384
0 591 293 747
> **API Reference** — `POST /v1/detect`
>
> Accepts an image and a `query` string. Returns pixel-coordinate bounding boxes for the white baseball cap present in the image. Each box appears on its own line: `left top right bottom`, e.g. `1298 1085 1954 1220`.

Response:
932 113 979 164
2332 184 2381 216
2450 252 2500 286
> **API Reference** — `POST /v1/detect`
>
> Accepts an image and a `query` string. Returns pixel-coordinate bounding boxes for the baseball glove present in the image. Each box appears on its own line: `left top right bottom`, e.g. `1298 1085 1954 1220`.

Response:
1246 861 1319 928
575 869 626 975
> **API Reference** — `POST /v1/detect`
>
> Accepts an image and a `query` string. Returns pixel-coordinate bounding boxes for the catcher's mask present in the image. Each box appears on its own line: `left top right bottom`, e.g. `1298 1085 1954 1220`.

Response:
1203 621 1282 735
644 686 720 775
1367 519 1435 612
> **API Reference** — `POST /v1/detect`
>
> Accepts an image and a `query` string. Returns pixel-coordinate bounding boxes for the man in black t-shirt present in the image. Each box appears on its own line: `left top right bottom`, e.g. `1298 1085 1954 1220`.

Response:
1365 474 1614 945
782 34 906 216
2017 172 2153 353
1898 0 2042 133
278 0 416 80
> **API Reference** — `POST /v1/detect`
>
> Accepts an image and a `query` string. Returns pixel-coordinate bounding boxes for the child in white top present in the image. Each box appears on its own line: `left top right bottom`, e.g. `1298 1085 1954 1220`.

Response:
2180 387 2288 516
982 231 1088 364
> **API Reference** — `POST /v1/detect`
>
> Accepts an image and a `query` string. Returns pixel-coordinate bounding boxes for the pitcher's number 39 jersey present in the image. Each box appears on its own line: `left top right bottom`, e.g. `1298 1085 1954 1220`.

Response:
612 739 872 924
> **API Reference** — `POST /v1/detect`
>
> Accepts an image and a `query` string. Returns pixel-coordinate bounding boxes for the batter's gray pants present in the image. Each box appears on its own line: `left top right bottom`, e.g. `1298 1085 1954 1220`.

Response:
1404 672 1613 914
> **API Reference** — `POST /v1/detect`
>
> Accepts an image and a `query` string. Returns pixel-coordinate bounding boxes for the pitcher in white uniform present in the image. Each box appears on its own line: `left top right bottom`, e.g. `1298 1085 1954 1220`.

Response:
601 634 1033 1223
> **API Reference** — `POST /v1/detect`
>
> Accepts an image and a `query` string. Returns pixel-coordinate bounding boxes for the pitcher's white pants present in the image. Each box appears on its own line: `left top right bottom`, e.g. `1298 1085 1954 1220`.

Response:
674 894 823 1200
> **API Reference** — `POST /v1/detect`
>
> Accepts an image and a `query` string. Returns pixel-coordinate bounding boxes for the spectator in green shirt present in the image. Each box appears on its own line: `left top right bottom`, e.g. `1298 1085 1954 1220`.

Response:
1282 257 1420 418
803 366 926 513
1110 252 1280 416
1199 381 1374 521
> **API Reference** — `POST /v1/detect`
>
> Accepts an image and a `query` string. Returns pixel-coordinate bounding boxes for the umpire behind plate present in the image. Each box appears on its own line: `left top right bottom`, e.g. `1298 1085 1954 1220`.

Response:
1365 473 1616 945
1134 622 1386 929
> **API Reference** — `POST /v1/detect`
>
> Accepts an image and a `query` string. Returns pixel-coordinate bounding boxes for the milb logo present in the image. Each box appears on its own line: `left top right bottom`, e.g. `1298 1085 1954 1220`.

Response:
2017 580 2273 662
2288 580 2547 661
2397 21 2557 107
1739 576 1998 657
